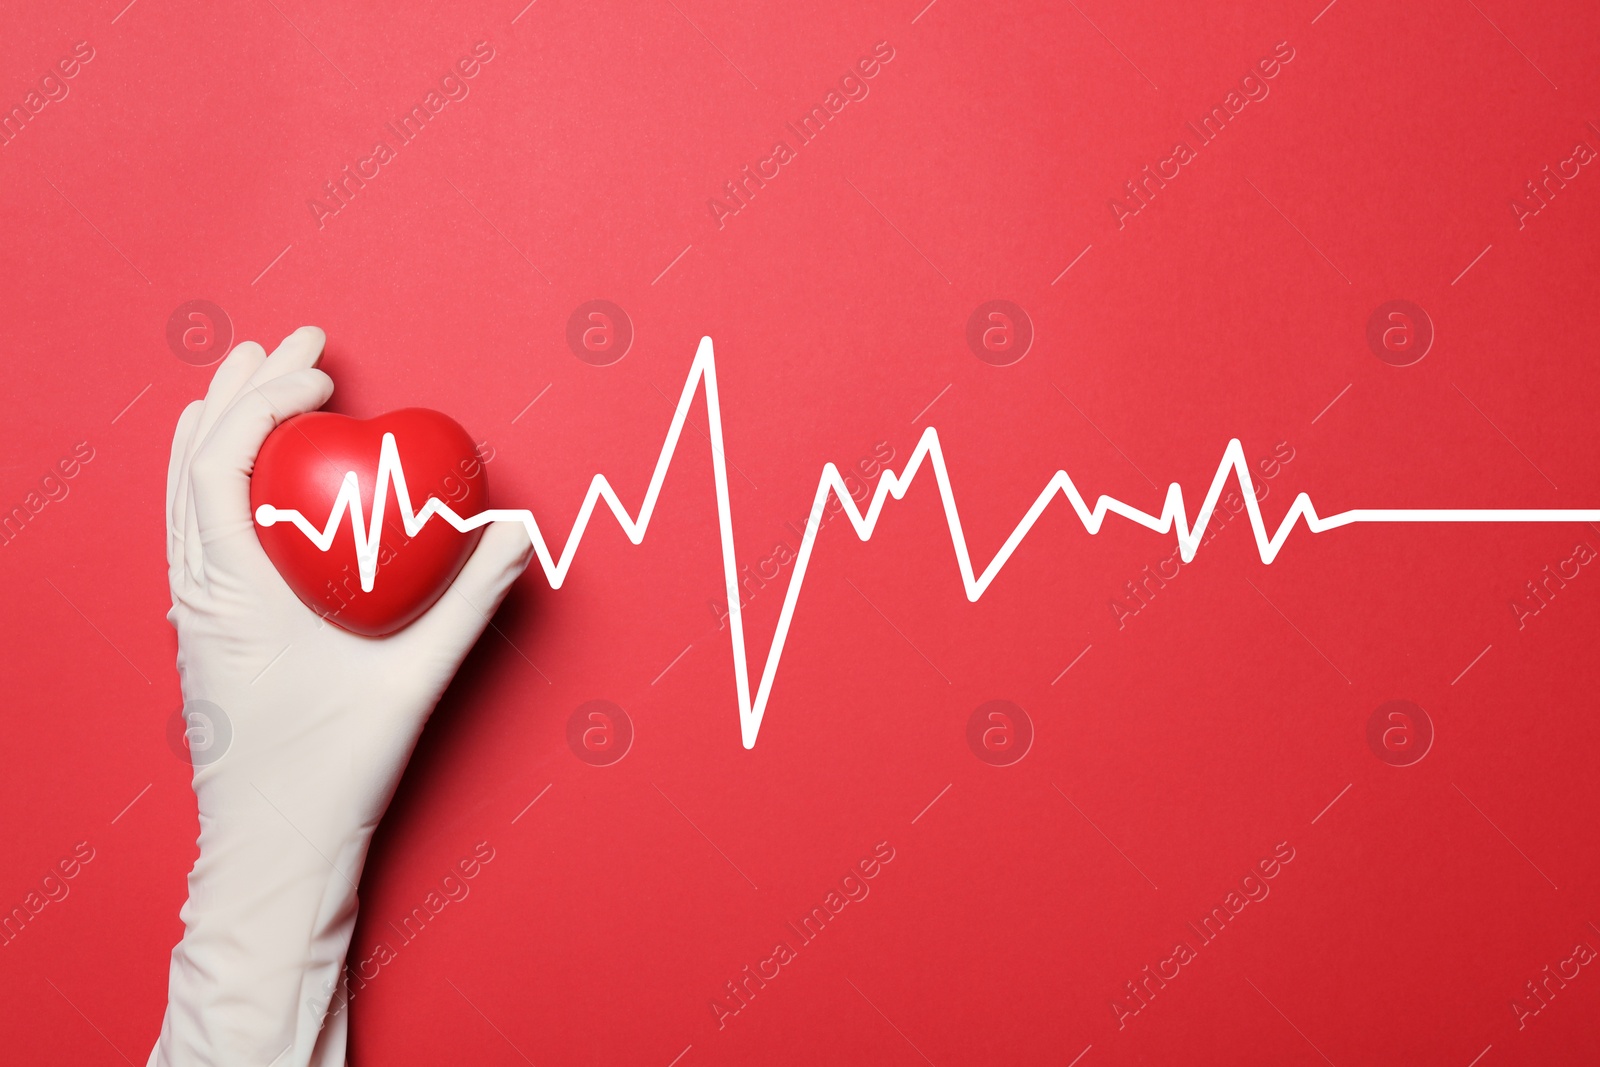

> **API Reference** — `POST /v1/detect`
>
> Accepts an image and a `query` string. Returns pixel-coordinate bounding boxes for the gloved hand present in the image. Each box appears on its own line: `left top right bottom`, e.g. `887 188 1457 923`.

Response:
151 326 531 1067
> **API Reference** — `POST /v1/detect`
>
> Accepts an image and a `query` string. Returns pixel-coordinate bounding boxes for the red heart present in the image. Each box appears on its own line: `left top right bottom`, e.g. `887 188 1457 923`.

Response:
249 409 487 636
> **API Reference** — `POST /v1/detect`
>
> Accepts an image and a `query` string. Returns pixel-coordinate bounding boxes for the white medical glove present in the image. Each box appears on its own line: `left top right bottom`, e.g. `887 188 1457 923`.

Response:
150 326 531 1067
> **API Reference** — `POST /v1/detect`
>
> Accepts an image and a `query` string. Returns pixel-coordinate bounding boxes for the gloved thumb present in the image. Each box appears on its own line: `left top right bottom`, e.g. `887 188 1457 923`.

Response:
404 521 534 657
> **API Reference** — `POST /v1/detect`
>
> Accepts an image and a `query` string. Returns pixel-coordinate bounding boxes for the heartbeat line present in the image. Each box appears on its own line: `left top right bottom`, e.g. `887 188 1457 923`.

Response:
256 336 1599 748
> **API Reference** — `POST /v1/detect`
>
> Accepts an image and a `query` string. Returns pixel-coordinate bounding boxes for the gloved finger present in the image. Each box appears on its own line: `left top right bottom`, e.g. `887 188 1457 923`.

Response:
192 340 269 444
190 369 335 580
404 522 533 656
184 341 267 584
166 400 204 591
235 326 325 397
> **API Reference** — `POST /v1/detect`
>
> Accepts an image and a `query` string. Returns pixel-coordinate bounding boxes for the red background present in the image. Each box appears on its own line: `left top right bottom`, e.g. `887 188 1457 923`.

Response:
4 0 1600 1064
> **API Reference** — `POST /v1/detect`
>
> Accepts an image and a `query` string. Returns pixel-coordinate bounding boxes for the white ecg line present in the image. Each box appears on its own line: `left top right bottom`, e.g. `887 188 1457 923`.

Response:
257 336 1599 748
